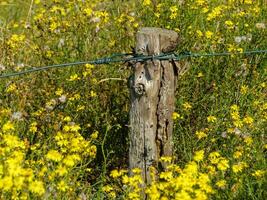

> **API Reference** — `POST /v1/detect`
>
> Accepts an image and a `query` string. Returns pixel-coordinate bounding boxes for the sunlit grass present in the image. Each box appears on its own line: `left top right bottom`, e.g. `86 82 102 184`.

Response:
0 0 266 199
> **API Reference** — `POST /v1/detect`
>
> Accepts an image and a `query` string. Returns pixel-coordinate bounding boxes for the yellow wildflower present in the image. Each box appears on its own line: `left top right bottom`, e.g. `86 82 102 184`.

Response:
241 85 248 94
183 102 192 110
233 119 243 128
207 6 225 21
172 112 181 120
132 168 142 174
233 151 243 159
232 162 247 173
55 165 68 176
57 180 69 192
196 0 206 6
197 72 204 77
84 8 93 16
55 88 63 96
175 190 191 200
196 130 207 139
252 170 265 178
243 116 254 125
225 20 234 29
216 180 226 189
207 115 217 123
170 6 178 19
46 150 63 162
63 155 80 167
90 90 97 97
91 131 99 139
68 74 80 81
6 83 17 92
69 124 81 132
244 0 252 4
217 158 229 171
29 122 38 133
206 165 216 175
160 156 172 163
38 166 48 177
244 137 253 145
159 171 173 180
29 180 45 196
205 31 213 39
209 152 220 164
110 169 120 178
2 121 15 132
103 185 113 193
231 104 239 111
0 176 13 191
63 116 71 122
193 150 205 162
143 0 151 6
88 145 97 157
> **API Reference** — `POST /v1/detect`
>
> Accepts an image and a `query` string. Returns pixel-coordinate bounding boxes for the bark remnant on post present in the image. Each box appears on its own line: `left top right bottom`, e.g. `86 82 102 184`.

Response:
129 27 179 184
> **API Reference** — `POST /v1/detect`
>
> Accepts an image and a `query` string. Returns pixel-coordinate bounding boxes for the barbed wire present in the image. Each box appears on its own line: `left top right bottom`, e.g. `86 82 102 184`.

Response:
0 49 266 79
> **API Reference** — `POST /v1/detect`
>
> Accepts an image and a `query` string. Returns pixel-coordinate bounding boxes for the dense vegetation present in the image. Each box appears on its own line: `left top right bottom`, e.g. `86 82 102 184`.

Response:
0 0 266 199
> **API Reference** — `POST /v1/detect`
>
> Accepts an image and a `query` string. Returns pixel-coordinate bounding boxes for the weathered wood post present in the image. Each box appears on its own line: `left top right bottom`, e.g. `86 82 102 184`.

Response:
129 27 179 184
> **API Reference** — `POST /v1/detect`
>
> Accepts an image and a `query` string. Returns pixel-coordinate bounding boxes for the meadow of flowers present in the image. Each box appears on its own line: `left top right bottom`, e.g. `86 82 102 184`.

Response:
0 0 266 199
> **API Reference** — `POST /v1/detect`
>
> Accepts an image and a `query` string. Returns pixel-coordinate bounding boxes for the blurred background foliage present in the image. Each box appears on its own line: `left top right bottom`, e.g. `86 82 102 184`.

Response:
0 0 266 199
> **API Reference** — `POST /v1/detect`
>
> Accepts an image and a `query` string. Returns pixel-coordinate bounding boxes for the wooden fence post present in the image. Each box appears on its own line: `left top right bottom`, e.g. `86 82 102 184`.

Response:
129 27 179 184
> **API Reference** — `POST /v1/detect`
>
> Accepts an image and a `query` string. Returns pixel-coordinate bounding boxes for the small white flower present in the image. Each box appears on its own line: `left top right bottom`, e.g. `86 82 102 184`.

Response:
79 193 87 200
234 36 242 43
255 23 266 29
234 128 241 136
90 17 101 23
234 34 252 44
95 26 100 33
17 63 25 68
11 111 23 121
44 45 50 50
58 38 65 48
45 99 57 111
241 36 247 41
246 33 252 42
69 122 75 126
25 22 31 29
0 64 5 71
241 132 250 138
221 131 227 138
58 95 67 103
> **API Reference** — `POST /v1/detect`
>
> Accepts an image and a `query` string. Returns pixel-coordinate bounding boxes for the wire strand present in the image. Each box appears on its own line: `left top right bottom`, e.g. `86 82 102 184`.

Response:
0 49 266 79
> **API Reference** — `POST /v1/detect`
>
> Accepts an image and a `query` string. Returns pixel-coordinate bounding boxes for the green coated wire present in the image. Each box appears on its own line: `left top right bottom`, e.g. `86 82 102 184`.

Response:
0 53 130 79
178 49 267 59
0 49 266 79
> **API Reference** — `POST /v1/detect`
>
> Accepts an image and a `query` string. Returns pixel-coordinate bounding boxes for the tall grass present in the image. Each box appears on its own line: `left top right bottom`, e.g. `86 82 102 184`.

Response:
0 0 266 199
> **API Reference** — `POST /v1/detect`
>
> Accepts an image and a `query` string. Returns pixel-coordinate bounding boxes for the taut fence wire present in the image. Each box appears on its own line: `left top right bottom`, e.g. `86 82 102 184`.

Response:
0 49 266 79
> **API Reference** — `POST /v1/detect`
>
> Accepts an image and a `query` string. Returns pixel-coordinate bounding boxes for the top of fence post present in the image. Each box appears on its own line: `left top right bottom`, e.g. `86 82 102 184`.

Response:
136 27 179 55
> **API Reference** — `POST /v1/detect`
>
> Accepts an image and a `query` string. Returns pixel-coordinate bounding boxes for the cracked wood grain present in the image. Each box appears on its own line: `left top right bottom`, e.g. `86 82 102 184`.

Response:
129 27 179 188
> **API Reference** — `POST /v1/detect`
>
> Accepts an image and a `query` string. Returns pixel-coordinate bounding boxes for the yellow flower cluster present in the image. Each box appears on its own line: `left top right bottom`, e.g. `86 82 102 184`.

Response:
1 0 266 199
7 34 25 49
0 122 45 197
0 117 97 198
230 104 243 128
106 158 214 200
209 152 229 171
207 6 227 21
